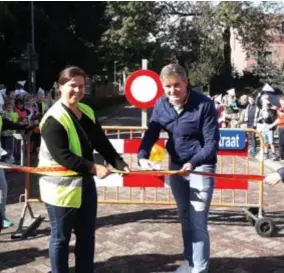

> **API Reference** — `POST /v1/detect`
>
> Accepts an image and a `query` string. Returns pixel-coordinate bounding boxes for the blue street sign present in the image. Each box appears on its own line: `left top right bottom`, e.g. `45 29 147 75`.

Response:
219 130 246 150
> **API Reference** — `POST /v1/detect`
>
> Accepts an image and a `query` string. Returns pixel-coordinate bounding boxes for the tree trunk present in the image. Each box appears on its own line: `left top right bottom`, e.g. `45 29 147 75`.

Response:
223 26 233 89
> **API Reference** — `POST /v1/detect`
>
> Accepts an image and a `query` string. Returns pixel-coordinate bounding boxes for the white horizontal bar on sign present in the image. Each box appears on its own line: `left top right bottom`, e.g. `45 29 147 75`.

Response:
94 173 123 187
164 176 170 188
93 139 124 154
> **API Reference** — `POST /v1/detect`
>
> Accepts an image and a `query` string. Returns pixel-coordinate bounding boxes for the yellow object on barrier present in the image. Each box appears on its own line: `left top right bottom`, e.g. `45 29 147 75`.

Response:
149 143 165 163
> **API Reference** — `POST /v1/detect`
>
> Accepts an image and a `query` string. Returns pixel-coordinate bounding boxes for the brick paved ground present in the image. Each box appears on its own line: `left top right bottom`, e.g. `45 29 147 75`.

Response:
1 162 284 273
1 105 284 273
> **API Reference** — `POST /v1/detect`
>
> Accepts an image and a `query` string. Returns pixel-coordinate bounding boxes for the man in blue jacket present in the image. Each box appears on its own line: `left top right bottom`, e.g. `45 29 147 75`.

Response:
138 63 219 273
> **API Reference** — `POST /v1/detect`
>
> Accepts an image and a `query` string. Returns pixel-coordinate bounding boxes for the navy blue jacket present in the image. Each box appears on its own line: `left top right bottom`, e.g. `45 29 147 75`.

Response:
138 90 220 167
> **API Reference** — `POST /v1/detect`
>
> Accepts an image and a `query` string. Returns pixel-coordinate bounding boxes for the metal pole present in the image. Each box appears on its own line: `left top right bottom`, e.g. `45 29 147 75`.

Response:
141 59 148 128
113 61 118 94
31 1 36 95
27 44 32 94
114 61 116 84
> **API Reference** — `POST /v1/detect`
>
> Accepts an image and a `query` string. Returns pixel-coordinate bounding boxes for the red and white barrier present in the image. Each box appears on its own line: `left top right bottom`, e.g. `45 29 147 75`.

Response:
94 139 168 188
94 139 165 155
93 139 251 190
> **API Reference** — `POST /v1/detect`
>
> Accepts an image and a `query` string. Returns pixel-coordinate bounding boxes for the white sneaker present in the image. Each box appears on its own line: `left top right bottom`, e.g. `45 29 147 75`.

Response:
175 260 192 273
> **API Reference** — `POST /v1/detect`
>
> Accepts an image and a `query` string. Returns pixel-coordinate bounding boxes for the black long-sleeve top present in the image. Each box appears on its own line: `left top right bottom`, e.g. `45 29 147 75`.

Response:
2 118 28 131
40 103 127 174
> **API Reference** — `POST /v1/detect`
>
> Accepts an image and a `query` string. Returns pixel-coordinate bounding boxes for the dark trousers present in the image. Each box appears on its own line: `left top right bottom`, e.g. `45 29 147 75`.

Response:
46 176 97 273
279 127 284 159
248 125 256 155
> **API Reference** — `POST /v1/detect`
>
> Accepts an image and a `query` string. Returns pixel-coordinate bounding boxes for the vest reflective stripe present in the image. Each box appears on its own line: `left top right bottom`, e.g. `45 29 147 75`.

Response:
40 175 82 186
41 101 47 114
38 101 95 208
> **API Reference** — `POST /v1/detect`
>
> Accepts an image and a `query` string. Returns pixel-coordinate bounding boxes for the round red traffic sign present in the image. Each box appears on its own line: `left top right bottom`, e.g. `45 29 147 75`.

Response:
125 69 163 109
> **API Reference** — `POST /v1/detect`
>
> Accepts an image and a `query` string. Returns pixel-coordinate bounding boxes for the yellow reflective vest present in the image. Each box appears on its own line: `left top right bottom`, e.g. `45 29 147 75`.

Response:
38 101 95 208
0 115 3 134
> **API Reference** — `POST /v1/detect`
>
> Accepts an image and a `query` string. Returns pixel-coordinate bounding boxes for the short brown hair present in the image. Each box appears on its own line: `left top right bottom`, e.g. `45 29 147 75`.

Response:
160 63 188 81
58 66 86 86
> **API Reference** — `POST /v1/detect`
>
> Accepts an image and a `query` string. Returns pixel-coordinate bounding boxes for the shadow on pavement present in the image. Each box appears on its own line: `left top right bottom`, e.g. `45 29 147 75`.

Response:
0 247 49 271
70 254 283 273
96 208 284 237
96 208 179 229
0 248 283 272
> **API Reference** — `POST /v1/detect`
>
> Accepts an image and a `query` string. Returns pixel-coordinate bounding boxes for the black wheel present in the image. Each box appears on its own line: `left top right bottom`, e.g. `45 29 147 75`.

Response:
255 217 276 237
245 207 262 226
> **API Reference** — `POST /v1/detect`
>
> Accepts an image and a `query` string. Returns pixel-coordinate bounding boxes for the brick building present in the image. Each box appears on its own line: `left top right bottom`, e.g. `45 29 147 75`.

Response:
231 23 284 74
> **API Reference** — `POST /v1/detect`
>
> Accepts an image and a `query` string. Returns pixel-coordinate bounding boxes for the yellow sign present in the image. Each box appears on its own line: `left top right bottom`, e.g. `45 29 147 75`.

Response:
149 144 165 163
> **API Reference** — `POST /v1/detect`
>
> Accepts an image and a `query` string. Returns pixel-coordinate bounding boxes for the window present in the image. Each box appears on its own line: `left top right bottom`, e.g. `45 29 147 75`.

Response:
257 51 272 65
264 51 272 65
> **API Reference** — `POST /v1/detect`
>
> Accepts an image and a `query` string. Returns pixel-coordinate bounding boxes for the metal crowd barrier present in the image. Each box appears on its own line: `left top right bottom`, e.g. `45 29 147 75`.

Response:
13 127 276 238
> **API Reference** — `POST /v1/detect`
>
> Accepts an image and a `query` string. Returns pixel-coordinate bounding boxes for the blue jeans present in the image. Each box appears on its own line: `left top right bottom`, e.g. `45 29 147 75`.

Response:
247 126 256 156
46 176 97 273
170 163 215 273
0 169 7 220
2 136 14 158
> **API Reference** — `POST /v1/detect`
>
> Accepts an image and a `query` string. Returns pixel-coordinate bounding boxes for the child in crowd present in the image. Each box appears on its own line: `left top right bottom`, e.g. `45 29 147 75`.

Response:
2 103 18 163
258 100 278 160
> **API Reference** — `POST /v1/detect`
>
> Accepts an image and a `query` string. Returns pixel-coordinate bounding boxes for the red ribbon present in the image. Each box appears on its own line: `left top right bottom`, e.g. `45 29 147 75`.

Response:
0 162 264 181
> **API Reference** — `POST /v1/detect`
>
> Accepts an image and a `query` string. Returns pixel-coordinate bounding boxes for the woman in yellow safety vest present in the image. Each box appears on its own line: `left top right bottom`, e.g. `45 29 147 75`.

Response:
38 66 129 273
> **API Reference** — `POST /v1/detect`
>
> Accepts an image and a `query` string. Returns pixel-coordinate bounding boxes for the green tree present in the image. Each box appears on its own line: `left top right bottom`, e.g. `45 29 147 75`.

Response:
159 1 284 89
100 1 165 75
157 2 224 87
215 1 283 88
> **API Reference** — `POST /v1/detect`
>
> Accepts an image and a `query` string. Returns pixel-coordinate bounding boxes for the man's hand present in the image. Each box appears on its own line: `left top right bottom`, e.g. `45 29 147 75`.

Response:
91 164 110 178
138 159 159 170
264 172 282 185
180 163 194 173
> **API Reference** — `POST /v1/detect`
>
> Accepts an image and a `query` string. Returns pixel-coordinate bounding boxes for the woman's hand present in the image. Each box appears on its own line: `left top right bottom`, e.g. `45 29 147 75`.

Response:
91 164 110 178
122 166 130 173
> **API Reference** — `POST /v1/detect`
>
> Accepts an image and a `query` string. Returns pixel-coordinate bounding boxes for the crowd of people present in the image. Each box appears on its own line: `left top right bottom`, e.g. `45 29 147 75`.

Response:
0 82 55 163
213 84 284 161
0 81 55 229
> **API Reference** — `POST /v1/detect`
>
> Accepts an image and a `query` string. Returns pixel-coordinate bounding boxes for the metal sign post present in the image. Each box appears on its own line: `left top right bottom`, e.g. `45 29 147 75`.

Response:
141 59 148 128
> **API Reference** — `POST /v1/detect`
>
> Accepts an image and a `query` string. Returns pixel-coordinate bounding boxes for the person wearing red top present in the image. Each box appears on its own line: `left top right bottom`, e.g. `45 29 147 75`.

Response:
15 99 30 123
270 97 284 160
